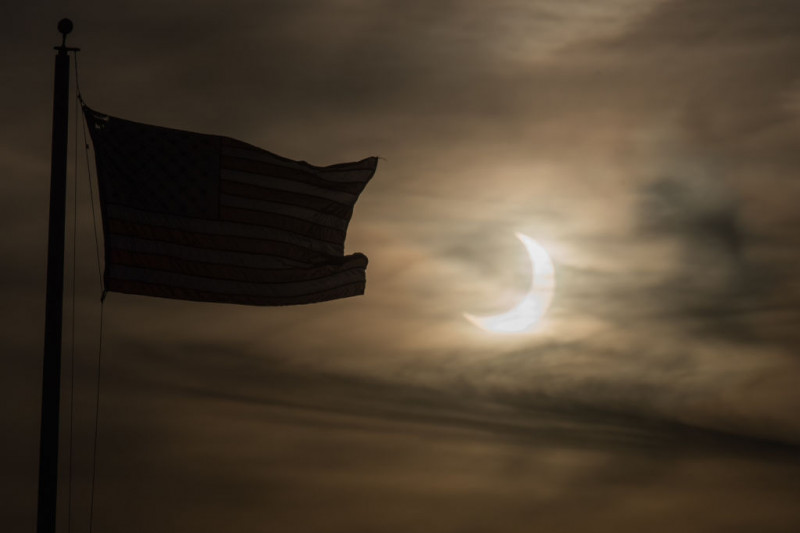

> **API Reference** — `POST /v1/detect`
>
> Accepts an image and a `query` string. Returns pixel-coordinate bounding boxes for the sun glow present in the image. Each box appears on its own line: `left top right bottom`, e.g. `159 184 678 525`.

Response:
464 233 555 334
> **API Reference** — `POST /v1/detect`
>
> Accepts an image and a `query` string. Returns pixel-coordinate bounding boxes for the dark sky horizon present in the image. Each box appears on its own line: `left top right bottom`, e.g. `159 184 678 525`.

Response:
4 1 800 531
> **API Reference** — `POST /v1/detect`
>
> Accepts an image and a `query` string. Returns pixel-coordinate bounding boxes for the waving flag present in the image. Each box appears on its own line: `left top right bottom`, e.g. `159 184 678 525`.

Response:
84 106 377 306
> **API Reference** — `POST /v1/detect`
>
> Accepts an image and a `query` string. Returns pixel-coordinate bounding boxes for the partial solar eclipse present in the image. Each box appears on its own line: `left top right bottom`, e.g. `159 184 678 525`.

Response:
465 233 555 333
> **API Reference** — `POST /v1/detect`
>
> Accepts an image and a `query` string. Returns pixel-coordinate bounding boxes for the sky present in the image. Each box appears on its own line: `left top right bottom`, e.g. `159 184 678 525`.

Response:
3 1 800 531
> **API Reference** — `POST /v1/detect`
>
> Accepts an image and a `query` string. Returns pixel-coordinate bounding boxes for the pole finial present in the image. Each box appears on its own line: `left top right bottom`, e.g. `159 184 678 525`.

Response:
58 18 73 35
57 19 73 48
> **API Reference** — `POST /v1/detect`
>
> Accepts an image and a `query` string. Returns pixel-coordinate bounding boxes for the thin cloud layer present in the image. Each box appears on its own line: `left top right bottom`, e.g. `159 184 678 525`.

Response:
3 0 800 531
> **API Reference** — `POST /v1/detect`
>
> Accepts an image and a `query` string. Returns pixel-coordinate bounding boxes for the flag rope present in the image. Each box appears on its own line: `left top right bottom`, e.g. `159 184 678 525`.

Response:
73 52 108 533
87 299 104 533
76 54 103 290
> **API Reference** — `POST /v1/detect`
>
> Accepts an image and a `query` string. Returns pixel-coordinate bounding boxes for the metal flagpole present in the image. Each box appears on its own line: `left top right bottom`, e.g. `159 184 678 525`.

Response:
38 18 78 533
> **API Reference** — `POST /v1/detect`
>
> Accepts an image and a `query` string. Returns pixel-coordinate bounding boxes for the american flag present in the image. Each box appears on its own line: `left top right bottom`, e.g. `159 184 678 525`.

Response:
84 107 377 306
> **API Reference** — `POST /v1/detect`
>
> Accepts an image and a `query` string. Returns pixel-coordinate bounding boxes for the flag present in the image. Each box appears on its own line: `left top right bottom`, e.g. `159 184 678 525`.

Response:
83 106 377 306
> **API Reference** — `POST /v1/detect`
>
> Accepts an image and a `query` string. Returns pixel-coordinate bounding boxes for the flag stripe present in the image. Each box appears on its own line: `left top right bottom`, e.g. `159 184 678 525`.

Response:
221 155 368 193
219 194 349 231
105 234 314 269
105 222 335 263
222 169 357 205
218 206 345 245
105 278 366 306
111 206 342 247
220 141 377 182
106 204 341 255
108 248 367 283
219 180 354 219
108 264 366 298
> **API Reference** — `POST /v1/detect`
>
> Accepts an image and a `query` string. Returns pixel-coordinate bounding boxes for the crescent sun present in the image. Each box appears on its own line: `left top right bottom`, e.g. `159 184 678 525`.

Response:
464 233 555 333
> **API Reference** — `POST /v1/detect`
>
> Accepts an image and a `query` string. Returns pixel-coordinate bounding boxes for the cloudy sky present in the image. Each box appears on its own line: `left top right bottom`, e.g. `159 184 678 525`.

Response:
4 1 800 531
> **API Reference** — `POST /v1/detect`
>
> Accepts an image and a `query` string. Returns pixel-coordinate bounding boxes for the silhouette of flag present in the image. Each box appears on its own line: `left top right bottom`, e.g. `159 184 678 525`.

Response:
83 106 377 306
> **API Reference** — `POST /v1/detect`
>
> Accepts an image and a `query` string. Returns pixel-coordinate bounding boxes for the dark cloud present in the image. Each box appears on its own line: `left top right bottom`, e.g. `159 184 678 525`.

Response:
639 177 742 259
9 338 800 531
116 340 800 455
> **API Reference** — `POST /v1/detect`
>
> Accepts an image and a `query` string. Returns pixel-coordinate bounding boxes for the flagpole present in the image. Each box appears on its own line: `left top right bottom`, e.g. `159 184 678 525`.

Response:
38 18 78 533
